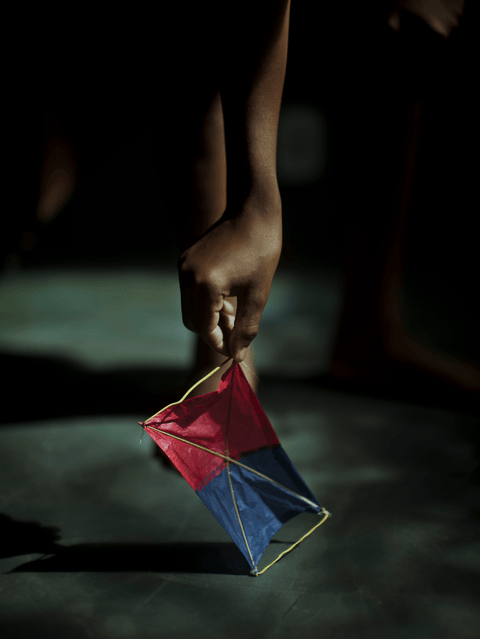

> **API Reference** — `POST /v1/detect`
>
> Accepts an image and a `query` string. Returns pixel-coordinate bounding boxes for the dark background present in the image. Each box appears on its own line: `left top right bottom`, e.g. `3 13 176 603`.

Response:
8 3 476 263
2 9 480 635
4 2 479 359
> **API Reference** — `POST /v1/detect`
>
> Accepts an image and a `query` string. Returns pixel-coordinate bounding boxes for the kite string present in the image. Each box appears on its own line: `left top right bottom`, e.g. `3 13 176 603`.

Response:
239 352 260 383
224 363 257 572
142 357 232 423
141 356 332 575
142 353 257 425
255 508 331 576
144 425 319 511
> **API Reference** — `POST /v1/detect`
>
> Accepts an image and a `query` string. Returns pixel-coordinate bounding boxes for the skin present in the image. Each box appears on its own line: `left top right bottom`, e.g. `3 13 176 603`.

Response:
3 2 291 400
181 0 468 396
6 0 478 405
177 0 291 366
329 0 480 395
160 0 291 464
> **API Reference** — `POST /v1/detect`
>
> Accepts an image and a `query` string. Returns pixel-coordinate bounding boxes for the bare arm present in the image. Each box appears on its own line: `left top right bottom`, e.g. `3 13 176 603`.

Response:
179 0 291 362
219 0 291 208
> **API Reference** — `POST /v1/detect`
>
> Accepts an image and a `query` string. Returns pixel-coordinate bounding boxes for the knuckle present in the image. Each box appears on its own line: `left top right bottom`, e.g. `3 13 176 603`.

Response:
179 266 216 293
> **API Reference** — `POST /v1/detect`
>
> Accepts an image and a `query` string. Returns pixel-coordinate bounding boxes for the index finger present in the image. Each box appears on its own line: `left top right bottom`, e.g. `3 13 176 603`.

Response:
193 284 232 357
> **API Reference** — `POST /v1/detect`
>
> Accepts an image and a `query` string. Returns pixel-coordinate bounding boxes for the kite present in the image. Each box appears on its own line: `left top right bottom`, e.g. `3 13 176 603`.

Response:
139 358 330 576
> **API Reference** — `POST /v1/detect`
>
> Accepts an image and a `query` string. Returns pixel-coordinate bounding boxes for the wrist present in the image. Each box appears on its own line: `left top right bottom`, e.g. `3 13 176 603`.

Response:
227 179 282 219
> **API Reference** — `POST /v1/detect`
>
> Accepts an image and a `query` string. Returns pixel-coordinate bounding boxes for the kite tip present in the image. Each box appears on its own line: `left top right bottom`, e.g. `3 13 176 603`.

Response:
250 568 259 577
138 422 145 427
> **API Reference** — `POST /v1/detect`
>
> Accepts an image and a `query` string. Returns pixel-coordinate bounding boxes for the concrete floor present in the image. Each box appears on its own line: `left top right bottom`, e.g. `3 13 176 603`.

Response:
1 264 479 639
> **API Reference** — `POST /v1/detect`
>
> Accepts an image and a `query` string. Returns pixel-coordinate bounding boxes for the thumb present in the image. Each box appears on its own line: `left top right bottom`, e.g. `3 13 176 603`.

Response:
229 291 265 363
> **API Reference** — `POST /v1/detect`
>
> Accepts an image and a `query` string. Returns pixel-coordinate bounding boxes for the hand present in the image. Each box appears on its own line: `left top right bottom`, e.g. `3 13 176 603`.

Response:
178 200 282 363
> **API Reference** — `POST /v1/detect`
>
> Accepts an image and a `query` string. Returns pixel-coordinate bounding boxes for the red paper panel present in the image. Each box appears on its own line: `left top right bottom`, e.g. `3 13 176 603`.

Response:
145 363 280 490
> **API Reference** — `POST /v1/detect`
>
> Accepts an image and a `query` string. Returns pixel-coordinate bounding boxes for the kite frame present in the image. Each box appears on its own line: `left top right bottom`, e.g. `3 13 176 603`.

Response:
140 358 331 575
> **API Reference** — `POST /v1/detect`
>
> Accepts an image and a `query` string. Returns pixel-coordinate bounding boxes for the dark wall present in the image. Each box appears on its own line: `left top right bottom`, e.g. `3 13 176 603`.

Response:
280 1 478 271
6 3 478 277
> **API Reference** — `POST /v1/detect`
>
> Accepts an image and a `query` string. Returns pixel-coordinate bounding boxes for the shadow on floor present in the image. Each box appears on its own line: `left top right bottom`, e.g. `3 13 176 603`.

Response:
0 514 300 576
0 351 190 425
2 349 480 427
303 372 480 422
5 542 253 576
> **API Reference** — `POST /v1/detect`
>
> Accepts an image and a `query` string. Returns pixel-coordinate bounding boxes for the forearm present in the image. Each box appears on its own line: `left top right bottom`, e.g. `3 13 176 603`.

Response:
219 0 291 211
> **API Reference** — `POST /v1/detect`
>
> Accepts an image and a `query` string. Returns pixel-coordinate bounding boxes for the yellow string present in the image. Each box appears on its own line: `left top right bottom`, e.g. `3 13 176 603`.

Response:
141 358 331 575
239 355 260 383
143 359 319 509
143 357 232 423
224 363 256 571
255 509 331 576
145 425 319 511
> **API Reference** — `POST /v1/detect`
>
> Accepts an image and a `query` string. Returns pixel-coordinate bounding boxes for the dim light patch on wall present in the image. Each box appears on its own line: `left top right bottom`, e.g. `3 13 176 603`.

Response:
277 104 327 186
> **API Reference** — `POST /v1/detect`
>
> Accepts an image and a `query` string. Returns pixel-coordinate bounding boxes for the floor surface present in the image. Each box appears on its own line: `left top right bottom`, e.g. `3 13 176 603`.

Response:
1 264 479 639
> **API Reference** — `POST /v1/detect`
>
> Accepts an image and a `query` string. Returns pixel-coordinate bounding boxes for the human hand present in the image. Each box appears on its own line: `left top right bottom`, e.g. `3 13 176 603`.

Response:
178 200 282 363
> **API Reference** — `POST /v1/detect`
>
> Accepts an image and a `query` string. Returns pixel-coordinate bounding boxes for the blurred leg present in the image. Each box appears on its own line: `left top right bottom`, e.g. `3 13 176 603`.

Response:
155 89 258 470
176 89 258 397
328 11 480 394
35 108 78 225
2 105 78 269
2 107 43 268
328 93 423 377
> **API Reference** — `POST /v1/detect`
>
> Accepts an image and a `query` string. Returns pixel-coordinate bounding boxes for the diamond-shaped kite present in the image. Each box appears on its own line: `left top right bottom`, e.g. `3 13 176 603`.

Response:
139 359 330 575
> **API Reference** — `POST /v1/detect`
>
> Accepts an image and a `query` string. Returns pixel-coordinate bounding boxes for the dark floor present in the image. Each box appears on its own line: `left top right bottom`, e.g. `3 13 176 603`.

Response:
2 3 480 635
1 263 479 639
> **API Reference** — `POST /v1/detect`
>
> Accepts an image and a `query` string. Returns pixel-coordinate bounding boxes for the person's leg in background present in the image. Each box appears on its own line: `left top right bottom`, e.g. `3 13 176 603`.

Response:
4 91 258 469
35 108 79 228
327 3 480 395
174 89 259 399
2 103 78 270
6 90 257 396
154 89 258 469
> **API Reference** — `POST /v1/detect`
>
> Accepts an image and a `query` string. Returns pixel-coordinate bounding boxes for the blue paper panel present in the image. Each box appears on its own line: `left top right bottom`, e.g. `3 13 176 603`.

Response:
196 446 322 569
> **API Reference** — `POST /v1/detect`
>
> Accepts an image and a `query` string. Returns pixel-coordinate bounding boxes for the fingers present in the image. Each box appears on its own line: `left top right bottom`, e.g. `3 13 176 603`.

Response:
202 298 238 356
179 252 270 362
180 278 232 357
180 276 263 362
229 289 266 363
